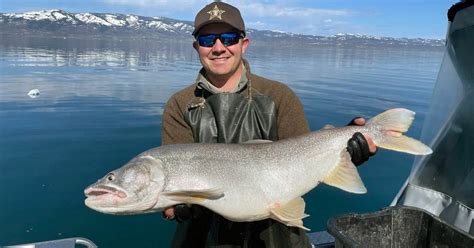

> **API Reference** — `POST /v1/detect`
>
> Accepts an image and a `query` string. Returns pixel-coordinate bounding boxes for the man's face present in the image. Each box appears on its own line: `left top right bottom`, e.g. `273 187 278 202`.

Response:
194 23 249 80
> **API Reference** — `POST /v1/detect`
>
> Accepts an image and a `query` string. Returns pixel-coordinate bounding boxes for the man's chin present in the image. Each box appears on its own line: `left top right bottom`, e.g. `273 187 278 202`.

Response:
207 66 233 77
203 61 242 80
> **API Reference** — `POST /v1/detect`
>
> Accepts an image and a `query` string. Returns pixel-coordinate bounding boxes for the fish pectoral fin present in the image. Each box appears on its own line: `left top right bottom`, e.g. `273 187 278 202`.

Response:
269 197 311 231
162 188 224 204
323 150 367 194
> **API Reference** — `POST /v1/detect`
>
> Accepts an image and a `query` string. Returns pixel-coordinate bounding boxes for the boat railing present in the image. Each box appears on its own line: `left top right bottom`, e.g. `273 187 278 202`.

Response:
1 237 97 248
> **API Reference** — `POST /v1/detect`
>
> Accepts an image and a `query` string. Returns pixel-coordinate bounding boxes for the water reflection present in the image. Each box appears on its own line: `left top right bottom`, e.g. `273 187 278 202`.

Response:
247 45 442 130
1 39 197 68
0 38 201 107
0 37 444 247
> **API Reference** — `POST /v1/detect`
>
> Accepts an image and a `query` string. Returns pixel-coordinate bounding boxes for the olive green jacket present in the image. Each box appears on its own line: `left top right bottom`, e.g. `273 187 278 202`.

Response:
162 67 309 145
161 62 311 248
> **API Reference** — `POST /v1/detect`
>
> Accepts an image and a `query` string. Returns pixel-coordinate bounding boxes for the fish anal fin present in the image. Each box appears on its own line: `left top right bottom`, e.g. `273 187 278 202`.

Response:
163 188 224 204
323 151 367 194
269 197 311 231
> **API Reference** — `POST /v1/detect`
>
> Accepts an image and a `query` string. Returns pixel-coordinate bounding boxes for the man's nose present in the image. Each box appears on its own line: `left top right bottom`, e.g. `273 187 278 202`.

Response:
211 38 226 53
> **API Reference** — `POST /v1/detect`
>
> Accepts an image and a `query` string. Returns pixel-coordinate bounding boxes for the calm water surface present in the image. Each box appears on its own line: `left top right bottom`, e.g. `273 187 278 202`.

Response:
0 38 443 247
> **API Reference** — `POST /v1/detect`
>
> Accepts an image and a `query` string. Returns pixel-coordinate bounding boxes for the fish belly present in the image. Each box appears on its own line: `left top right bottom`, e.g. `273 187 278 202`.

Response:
203 190 272 222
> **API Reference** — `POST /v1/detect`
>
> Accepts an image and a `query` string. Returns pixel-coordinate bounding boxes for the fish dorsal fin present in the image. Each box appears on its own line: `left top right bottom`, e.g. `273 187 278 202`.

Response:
269 197 310 231
322 124 335 130
242 139 273 144
162 188 224 204
323 150 367 194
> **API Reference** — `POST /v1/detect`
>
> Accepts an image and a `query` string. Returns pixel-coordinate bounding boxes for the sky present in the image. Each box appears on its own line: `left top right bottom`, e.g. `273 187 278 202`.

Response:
0 0 457 39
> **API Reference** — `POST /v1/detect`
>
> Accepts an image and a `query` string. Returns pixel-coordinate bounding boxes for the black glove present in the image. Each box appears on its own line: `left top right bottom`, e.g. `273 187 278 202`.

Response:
173 204 193 223
346 132 374 166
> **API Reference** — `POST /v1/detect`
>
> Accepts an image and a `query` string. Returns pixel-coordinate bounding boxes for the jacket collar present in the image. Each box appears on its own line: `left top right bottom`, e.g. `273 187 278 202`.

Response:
196 60 249 94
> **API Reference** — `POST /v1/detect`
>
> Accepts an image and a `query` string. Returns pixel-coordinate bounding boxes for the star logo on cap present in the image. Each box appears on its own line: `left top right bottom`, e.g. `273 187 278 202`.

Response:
207 5 225 20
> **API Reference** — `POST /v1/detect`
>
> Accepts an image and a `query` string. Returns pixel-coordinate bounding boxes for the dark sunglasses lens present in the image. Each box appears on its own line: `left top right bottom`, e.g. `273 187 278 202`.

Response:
197 33 241 47
220 33 241 46
198 34 217 47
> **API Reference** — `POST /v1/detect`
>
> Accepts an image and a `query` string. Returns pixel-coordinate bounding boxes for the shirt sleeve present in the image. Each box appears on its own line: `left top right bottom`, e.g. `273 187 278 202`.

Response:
161 95 194 145
276 85 310 140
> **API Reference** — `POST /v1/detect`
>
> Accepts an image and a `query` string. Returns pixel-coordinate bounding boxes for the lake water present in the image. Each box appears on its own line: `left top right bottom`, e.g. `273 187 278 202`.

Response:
0 38 444 247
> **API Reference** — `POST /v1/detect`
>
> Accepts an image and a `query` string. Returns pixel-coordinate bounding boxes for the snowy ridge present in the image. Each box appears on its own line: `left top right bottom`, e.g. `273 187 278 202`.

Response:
75 13 112 26
4 9 77 24
1 9 194 34
0 9 444 47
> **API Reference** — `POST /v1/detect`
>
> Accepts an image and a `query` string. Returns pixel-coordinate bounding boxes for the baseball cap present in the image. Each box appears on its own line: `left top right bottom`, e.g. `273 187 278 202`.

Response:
193 1 245 37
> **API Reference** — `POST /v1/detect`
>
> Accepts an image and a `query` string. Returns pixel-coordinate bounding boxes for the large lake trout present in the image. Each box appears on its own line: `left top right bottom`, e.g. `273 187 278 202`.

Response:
84 108 432 230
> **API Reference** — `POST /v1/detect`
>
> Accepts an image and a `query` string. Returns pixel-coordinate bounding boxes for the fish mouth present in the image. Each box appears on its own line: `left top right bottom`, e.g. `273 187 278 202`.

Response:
84 185 128 199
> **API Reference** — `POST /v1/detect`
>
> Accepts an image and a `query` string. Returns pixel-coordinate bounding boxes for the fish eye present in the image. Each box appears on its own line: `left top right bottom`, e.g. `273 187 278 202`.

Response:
106 173 115 181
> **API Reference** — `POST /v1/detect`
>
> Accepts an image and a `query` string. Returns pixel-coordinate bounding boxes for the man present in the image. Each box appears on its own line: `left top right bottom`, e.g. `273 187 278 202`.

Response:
161 2 375 247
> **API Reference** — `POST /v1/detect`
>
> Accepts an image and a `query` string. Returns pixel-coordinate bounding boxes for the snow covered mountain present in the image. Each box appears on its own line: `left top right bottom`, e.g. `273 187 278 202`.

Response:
0 9 194 40
1 9 193 32
0 9 444 47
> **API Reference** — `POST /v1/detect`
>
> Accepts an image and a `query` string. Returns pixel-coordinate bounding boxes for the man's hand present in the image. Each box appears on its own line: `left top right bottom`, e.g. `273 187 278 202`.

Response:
347 117 377 166
163 207 175 220
162 205 193 223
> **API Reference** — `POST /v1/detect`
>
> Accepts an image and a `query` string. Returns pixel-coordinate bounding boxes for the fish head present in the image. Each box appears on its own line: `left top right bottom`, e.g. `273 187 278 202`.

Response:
84 155 166 214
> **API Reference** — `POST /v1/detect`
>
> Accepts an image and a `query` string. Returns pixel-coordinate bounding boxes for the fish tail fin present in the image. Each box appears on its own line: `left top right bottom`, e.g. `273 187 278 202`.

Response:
367 108 432 155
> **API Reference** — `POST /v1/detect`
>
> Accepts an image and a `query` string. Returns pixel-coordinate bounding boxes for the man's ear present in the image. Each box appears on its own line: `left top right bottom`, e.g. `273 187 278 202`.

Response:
193 41 199 51
242 37 249 54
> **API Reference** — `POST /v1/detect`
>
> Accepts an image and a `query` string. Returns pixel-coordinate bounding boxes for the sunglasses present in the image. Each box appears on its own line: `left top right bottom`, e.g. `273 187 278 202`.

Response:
196 32 244 47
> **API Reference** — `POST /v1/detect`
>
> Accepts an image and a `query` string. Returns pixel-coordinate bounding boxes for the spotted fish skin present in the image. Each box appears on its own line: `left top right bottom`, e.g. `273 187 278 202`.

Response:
84 108 432 230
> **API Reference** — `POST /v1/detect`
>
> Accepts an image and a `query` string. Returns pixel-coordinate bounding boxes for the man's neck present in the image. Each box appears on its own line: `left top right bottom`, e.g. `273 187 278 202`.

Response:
207 63 244 92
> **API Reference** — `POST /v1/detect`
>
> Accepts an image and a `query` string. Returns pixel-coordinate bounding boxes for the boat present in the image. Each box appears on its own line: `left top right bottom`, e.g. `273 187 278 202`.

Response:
391 0 474 236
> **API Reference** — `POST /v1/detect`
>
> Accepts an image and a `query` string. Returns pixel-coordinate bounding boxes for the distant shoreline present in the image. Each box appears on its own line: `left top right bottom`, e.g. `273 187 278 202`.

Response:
0 32 445 51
